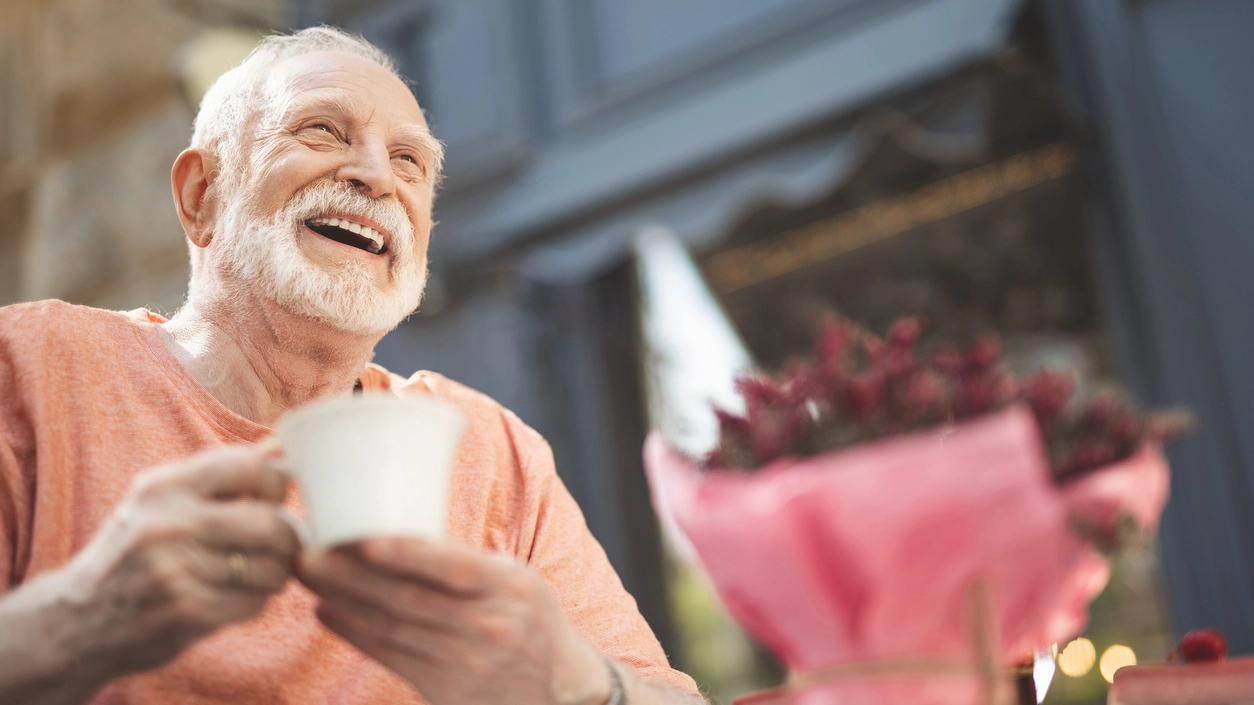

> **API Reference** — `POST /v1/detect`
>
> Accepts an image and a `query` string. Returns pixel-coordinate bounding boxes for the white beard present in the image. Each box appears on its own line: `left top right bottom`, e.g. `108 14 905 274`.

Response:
212 181 428 335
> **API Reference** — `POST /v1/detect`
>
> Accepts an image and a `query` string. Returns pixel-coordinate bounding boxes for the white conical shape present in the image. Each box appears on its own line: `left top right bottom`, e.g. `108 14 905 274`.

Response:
634 225 753 458
1034 646 1057 703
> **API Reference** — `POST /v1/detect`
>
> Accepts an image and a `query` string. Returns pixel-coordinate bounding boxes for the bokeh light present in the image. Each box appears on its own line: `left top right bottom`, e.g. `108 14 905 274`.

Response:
1100 644 1137 683
1058 637 1097 677
179 27 266 106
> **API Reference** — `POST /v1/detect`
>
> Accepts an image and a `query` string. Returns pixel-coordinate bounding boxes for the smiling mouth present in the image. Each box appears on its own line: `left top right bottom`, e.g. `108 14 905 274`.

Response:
305 217 387 255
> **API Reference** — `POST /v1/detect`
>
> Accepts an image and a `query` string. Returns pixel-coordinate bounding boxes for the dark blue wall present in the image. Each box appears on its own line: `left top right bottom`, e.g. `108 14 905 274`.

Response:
1047 0 1254 649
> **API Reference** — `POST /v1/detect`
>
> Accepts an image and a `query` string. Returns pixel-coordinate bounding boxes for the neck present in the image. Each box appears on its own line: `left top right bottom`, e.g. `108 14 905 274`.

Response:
160 283 384 427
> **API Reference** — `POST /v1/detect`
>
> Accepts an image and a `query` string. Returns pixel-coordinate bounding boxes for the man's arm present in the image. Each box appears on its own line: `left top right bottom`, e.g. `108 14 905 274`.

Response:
618 664 707 705
0 445 299 705
300 539 706 705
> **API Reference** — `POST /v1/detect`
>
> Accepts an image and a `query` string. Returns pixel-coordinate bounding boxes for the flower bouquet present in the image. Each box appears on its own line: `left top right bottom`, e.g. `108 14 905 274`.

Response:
644 317 1190 705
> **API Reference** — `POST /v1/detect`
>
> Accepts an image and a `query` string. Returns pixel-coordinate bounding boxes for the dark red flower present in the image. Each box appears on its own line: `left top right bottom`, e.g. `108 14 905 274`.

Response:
781 360 817 405
888 316 925 349
736 376 788 408
1061 442 1118 477
930 345 965 375
710 313 1193 478
882 348 915 380
1177 629 1227 663
713 407 751 438
1084 392 1118 428
899 370 947 423
859 330 885 363
816 319 853 367
966 336 1000 372
844 372 886 425
1023 369 1077 429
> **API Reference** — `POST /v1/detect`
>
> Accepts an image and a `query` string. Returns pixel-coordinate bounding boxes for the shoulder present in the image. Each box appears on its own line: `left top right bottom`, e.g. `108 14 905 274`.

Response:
391 370 551 473
0 301 141 441
0 299 114 323
0 300 138 353
386 370 561 554
395 371 547 451
0 300 144 407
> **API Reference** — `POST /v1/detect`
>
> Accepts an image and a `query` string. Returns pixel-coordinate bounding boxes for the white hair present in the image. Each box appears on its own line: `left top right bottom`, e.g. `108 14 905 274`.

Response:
184 27 435 333
191 26 400 184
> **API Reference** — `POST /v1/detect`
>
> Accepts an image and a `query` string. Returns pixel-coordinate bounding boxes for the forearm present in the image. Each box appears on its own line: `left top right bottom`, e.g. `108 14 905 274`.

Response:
613 661 707 705
0 571 111 705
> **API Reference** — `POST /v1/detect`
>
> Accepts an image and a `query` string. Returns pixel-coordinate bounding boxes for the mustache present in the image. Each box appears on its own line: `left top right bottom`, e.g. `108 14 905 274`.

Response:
281 181 414 244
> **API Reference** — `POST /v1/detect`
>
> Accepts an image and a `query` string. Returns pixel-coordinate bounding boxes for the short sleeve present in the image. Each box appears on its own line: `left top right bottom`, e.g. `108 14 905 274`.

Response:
0 433 22 591
520 436 700 697
0 341 30 593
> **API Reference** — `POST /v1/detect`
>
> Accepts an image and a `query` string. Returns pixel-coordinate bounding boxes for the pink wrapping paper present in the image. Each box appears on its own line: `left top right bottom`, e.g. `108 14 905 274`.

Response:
1036 445 1171 647
645 406 1171 705
1063 444 1170 535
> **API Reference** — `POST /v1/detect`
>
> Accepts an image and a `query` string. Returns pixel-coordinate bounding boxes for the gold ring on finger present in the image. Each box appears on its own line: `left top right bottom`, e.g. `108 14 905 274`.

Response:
227 551 248 588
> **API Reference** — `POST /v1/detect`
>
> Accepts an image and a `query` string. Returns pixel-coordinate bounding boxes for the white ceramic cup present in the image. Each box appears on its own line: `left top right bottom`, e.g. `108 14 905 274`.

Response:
275 393 465 550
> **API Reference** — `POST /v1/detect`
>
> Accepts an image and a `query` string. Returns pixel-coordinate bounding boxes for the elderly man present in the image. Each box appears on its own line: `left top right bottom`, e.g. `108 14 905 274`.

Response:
0 27 703 705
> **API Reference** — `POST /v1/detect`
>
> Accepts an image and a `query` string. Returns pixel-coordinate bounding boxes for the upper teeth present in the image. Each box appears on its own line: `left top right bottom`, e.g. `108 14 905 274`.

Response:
309 217 385 254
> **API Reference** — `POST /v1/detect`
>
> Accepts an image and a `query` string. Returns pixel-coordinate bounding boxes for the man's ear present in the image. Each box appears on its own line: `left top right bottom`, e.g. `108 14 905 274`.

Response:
171 148 221 248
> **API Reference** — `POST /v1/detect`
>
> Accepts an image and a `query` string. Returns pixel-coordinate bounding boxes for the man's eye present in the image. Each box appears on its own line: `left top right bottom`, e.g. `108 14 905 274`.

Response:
309 124 334 134
397 154 418 164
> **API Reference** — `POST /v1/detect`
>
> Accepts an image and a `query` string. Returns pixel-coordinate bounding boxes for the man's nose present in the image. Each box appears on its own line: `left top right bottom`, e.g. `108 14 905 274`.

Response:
335 138 396 198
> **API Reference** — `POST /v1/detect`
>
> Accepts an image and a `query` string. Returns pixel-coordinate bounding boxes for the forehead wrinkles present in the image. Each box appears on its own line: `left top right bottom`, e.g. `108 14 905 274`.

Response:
274 87 370 126
262 55 422 127
242 59 442 183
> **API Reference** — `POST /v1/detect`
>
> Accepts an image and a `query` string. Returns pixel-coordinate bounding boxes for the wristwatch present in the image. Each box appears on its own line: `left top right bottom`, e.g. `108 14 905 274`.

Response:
602 656 626 705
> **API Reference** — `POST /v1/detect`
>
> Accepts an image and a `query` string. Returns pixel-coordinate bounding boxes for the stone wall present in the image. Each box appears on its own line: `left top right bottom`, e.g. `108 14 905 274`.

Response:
0 0 284 313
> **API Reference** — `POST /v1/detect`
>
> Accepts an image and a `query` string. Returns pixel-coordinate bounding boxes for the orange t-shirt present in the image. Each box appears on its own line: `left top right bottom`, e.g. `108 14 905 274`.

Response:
0 300 698 704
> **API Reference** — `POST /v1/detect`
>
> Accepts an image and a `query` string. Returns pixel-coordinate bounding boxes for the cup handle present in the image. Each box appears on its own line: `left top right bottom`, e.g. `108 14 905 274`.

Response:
276 505 316 550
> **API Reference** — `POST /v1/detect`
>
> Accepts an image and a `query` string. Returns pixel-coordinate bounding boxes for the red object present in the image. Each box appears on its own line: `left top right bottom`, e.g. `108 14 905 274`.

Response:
1060 444 1170 535
649 408 1094 704
1110 655 1254 705
967 336 1001 371
1178 630 1228 664
707 315 1192 477
647 405 1174 705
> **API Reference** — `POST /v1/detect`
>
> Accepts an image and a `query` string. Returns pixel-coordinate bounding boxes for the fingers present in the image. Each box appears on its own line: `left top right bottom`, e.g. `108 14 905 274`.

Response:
316 597 448 662
192 501 301 557
175 580 272 631
216 551 292 594
186 445 288 501
316 600 442 672
138 444 287 503
177 542 292 594
354 538 512 597
298 548 469 635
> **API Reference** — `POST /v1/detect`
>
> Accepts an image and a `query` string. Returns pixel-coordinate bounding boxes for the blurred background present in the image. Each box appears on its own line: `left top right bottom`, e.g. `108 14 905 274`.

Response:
2 0 1253 702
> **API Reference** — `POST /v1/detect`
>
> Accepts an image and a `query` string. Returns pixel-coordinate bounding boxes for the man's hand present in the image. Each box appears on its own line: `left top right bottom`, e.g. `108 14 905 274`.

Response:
298 538 614 705
0 443 300 705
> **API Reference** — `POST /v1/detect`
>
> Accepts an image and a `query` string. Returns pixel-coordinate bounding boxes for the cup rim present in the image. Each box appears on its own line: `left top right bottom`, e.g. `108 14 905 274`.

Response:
275 392 464 438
